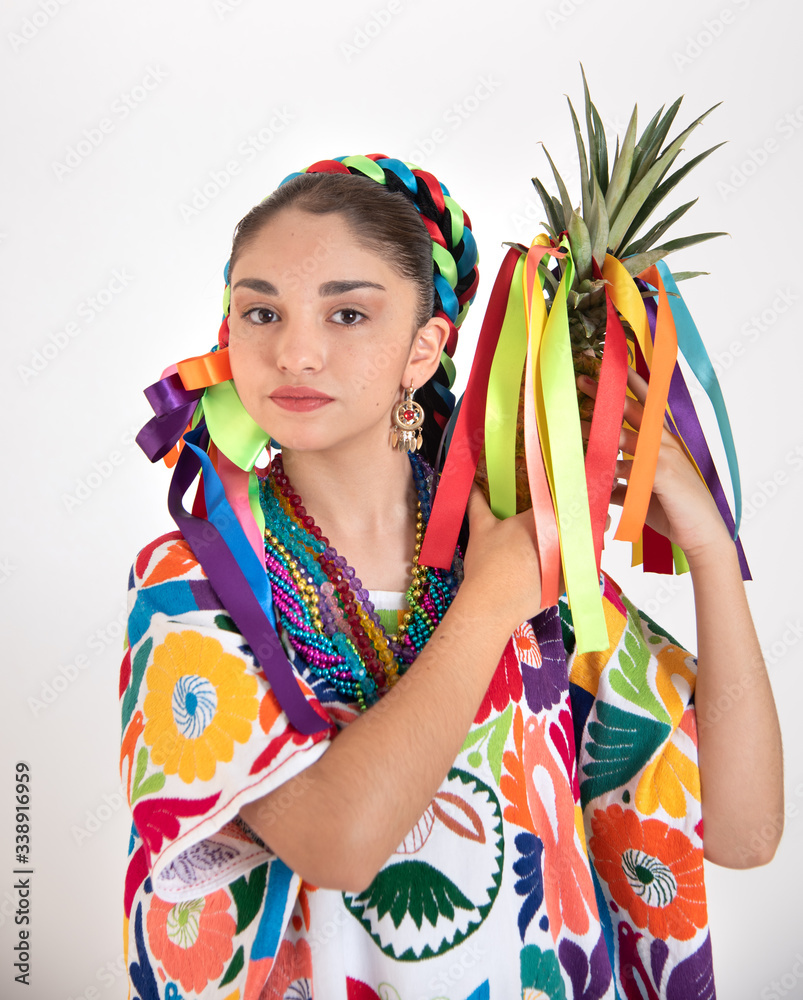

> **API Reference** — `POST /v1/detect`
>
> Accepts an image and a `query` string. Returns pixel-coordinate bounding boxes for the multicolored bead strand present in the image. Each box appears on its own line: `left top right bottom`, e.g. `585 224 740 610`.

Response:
259 453 462 709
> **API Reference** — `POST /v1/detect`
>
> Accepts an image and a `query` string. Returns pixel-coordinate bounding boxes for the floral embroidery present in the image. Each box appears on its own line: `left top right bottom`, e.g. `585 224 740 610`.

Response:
475 638 523 722
159 840 241 887
522 605 569 714
123 533 713 998
143 631 259 783
590 805 706 941
146 889 236 993
261 939 313 999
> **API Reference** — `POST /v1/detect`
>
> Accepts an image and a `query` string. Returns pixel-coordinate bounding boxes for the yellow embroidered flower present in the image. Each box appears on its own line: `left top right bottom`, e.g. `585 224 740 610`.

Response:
143 631 259 783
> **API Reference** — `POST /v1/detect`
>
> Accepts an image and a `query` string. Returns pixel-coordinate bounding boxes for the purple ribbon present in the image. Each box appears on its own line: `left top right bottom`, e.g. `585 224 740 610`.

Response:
136 373 203 463
167 424 330 736
643 297 750 579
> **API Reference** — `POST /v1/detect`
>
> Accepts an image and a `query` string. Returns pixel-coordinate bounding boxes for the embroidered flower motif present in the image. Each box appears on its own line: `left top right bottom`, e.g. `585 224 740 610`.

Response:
261 939 313 999
514 621 542 668
143 631 259 783
590 805 706 941
146 889 235 994
172 674 217 738
159 839 241 887
522 605 569 715
475 638 523 723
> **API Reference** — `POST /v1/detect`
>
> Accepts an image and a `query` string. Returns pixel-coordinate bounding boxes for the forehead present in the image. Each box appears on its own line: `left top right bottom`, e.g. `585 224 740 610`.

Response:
230 207 397 283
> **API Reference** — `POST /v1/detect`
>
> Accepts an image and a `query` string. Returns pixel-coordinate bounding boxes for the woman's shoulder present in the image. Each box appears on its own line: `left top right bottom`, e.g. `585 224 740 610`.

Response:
125 531 232 653
129 530 205 591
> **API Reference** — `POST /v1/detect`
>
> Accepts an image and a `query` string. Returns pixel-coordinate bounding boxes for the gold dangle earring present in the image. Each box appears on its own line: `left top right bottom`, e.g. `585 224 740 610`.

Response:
391 382 425 453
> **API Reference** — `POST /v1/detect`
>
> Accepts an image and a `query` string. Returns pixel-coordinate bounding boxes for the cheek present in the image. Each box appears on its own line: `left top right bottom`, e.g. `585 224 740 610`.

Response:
227 337 262 398
348 329 412 384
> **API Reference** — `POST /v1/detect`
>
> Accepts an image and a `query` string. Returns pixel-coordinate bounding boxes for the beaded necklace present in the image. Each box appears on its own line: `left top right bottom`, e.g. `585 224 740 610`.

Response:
259 453 461 711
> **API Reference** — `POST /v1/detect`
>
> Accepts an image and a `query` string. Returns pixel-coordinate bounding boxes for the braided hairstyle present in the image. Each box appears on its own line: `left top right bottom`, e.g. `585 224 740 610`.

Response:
220 154 479 467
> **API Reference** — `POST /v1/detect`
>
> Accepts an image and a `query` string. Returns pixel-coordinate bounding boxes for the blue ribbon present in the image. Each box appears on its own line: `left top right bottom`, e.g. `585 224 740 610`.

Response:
656 261 742 536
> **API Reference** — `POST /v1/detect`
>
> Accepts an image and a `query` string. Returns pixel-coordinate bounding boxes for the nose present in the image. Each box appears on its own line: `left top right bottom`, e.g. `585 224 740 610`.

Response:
274 317 324 376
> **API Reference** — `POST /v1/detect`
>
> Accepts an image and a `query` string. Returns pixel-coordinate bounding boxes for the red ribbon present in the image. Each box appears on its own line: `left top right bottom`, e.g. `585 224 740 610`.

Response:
420 247 522 568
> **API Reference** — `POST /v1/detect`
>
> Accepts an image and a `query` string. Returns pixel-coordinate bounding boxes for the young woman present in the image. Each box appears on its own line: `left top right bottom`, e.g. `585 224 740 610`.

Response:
122 156 783 1000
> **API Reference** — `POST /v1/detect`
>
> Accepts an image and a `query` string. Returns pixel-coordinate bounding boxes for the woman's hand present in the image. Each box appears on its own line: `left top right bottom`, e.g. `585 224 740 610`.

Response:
461 484 544 630
578 368 731 564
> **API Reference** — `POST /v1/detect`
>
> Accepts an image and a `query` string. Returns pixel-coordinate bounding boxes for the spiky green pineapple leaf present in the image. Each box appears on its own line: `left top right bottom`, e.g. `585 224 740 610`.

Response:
538 259 559 298
573 280 607 313
588 172 610 269
605 105 639 222
618 141 726 252
531 176 565 238
568 210 592 284
591 102 609 191
621 231 726 277
629 103 665 178
581 64 608 194
540 145 574 230
672 270 709 281
622 198 698 257
608 133 620 190
653 231 727 253
608 103 720 253
630 96 684 186
567 97 591 218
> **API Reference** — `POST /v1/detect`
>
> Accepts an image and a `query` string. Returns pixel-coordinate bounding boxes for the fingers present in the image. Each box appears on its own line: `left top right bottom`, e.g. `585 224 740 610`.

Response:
580 418 638 457
578 370 673 436
466 483 493 525
577 371 641 430
610 483 627 508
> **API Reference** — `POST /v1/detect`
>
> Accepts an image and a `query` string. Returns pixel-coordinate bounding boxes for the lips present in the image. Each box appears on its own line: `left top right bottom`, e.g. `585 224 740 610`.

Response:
269 385 334 412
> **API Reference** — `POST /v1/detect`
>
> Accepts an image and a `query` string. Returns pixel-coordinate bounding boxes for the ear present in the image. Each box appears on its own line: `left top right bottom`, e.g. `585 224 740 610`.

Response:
402 315 451 389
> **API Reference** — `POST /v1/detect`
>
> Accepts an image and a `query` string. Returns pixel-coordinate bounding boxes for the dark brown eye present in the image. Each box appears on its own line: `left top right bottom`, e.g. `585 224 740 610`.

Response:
332 309 364 326
245 307 278 325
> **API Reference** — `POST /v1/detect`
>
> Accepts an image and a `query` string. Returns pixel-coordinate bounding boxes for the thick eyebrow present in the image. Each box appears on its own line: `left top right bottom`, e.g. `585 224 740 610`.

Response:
319 279 386 296
232 277 387 297
232 278 278 295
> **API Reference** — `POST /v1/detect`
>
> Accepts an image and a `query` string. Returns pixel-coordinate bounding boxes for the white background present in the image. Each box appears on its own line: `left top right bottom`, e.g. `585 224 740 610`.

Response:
1 0 801 997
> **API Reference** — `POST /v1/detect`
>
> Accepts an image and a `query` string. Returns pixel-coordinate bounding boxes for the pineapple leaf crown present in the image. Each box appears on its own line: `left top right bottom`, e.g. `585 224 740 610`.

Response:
533 66 726 331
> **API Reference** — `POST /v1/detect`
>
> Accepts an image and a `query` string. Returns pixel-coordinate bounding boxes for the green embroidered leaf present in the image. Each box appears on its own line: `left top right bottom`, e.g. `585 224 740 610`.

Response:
219 945 244 987
231 862 268 933
558 598 576 657
130 747 165 804
610 614 670 724
121 637 153 730
353 860 475 931
520 943 567 998
214 614 239 633
580 701 670 808
637 607 687 649
461 705 513 784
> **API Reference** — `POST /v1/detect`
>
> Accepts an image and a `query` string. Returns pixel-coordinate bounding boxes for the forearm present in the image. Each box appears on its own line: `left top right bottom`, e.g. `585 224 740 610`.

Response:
241 579 517 891
689 533 783 867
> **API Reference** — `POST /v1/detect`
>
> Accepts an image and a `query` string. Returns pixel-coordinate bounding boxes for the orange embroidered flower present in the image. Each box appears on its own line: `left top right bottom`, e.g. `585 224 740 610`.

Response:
513 621 542 668
261 938 313 998
143 631 259 783
590 805 706 941
146 889 235 993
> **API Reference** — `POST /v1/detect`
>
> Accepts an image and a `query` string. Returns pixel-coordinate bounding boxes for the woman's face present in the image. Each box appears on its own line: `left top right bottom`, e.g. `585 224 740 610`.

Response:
227 206 446 457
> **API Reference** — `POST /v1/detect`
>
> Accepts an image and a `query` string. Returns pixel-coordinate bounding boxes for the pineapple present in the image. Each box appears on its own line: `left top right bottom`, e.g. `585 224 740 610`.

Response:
475 68 725 512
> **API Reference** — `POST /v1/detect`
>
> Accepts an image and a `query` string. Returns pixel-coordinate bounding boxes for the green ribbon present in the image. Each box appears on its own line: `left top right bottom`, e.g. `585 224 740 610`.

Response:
540 243 608 652
485 255 527 518
202 380 270 472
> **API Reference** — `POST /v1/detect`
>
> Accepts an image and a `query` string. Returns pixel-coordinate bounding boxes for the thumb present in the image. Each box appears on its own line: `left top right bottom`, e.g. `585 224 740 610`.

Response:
466 483 494 527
